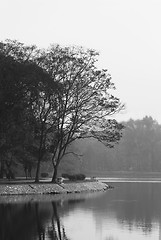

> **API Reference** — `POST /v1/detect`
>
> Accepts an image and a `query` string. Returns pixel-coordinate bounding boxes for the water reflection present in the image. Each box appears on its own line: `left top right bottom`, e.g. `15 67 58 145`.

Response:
61 182 161 240
0 200 72 240
109 183 161 232
0 182 161 240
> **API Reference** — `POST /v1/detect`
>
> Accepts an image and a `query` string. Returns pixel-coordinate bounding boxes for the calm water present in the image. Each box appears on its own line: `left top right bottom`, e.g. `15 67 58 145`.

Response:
1 181 161 240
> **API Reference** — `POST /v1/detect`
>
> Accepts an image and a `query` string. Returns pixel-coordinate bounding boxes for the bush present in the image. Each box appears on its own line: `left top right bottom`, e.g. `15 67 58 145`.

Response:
76 174 86 180
68 174 76 181
63 173 86 181
41 172 49 178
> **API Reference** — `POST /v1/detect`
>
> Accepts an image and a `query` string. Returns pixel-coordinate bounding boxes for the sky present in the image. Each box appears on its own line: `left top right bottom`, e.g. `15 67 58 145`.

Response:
1 0 161 123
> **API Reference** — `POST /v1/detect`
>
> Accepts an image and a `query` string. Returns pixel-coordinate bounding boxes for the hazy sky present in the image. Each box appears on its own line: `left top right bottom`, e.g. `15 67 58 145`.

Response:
1 0 161 123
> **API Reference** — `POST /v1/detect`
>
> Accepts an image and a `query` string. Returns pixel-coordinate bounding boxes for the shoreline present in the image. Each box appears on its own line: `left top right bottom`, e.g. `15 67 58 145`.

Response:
0 181 109 196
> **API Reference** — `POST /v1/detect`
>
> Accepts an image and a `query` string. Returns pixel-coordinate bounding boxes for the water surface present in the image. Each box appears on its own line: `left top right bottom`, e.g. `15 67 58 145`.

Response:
1 181 161 240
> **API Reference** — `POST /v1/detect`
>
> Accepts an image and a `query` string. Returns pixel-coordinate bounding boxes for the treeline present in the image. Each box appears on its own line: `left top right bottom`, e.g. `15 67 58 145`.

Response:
0 39 123 181
113 116 161 172
72 116 161 174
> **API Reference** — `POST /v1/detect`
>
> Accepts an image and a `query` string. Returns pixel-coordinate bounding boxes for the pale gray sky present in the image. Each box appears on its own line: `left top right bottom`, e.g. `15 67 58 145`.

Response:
1 0 161 123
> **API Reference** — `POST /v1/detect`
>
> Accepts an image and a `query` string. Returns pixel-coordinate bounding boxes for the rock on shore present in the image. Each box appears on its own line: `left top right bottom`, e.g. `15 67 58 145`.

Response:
0 181 109 195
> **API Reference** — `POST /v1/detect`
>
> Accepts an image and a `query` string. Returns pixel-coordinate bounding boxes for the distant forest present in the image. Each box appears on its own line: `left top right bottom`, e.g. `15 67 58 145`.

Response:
60 116 161 175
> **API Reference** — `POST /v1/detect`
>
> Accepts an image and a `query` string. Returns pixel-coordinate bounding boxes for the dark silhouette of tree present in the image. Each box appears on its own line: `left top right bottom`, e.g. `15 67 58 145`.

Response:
0 40 124 181
0 40 56 181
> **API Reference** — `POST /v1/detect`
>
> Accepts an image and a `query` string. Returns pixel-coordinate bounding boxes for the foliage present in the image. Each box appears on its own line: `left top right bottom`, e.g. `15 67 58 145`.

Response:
62 173 86 181
0 40 124 181
0 40 52 179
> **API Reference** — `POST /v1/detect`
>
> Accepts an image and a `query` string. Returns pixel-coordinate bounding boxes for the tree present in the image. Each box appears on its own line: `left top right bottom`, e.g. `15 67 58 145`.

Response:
32 80 58 182
39 45 124 182
0 51 31 178
0 40 124 181
0 40 53 180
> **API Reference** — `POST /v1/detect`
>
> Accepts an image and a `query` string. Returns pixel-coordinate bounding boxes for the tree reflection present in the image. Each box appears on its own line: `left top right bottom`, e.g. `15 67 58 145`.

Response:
0 200 71 240
35 202 46 240
0 202 37 240
46 201 70 240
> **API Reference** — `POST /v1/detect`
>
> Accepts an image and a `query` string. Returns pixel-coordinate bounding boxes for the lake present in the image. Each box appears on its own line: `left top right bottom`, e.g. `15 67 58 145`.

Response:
0 180 161 240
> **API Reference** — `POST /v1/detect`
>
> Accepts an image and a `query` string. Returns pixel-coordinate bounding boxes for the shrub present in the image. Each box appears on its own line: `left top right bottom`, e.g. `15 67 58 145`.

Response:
41 172 49 178
76 174 86 180
68 174 76 181
65 173 86 181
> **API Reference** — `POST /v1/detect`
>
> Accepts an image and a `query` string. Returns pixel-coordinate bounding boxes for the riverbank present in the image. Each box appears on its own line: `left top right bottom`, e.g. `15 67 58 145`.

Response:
0 181 109 195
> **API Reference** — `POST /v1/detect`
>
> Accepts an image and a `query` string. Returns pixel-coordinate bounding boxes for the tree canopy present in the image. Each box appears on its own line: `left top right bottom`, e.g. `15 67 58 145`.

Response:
0 40 124 181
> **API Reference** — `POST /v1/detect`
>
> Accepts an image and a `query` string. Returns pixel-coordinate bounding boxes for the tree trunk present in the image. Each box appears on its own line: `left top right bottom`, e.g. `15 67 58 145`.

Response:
35 157 41 183
35 125 45 183
0 161 4 179
51 165 58 183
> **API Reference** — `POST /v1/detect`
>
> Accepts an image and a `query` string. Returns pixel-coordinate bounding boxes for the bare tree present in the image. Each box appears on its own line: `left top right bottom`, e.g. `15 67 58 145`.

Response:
40 45 124 182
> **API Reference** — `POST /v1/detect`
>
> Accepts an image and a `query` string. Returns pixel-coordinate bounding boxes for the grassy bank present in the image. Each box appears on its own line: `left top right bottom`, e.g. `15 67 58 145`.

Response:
0 181 108 196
